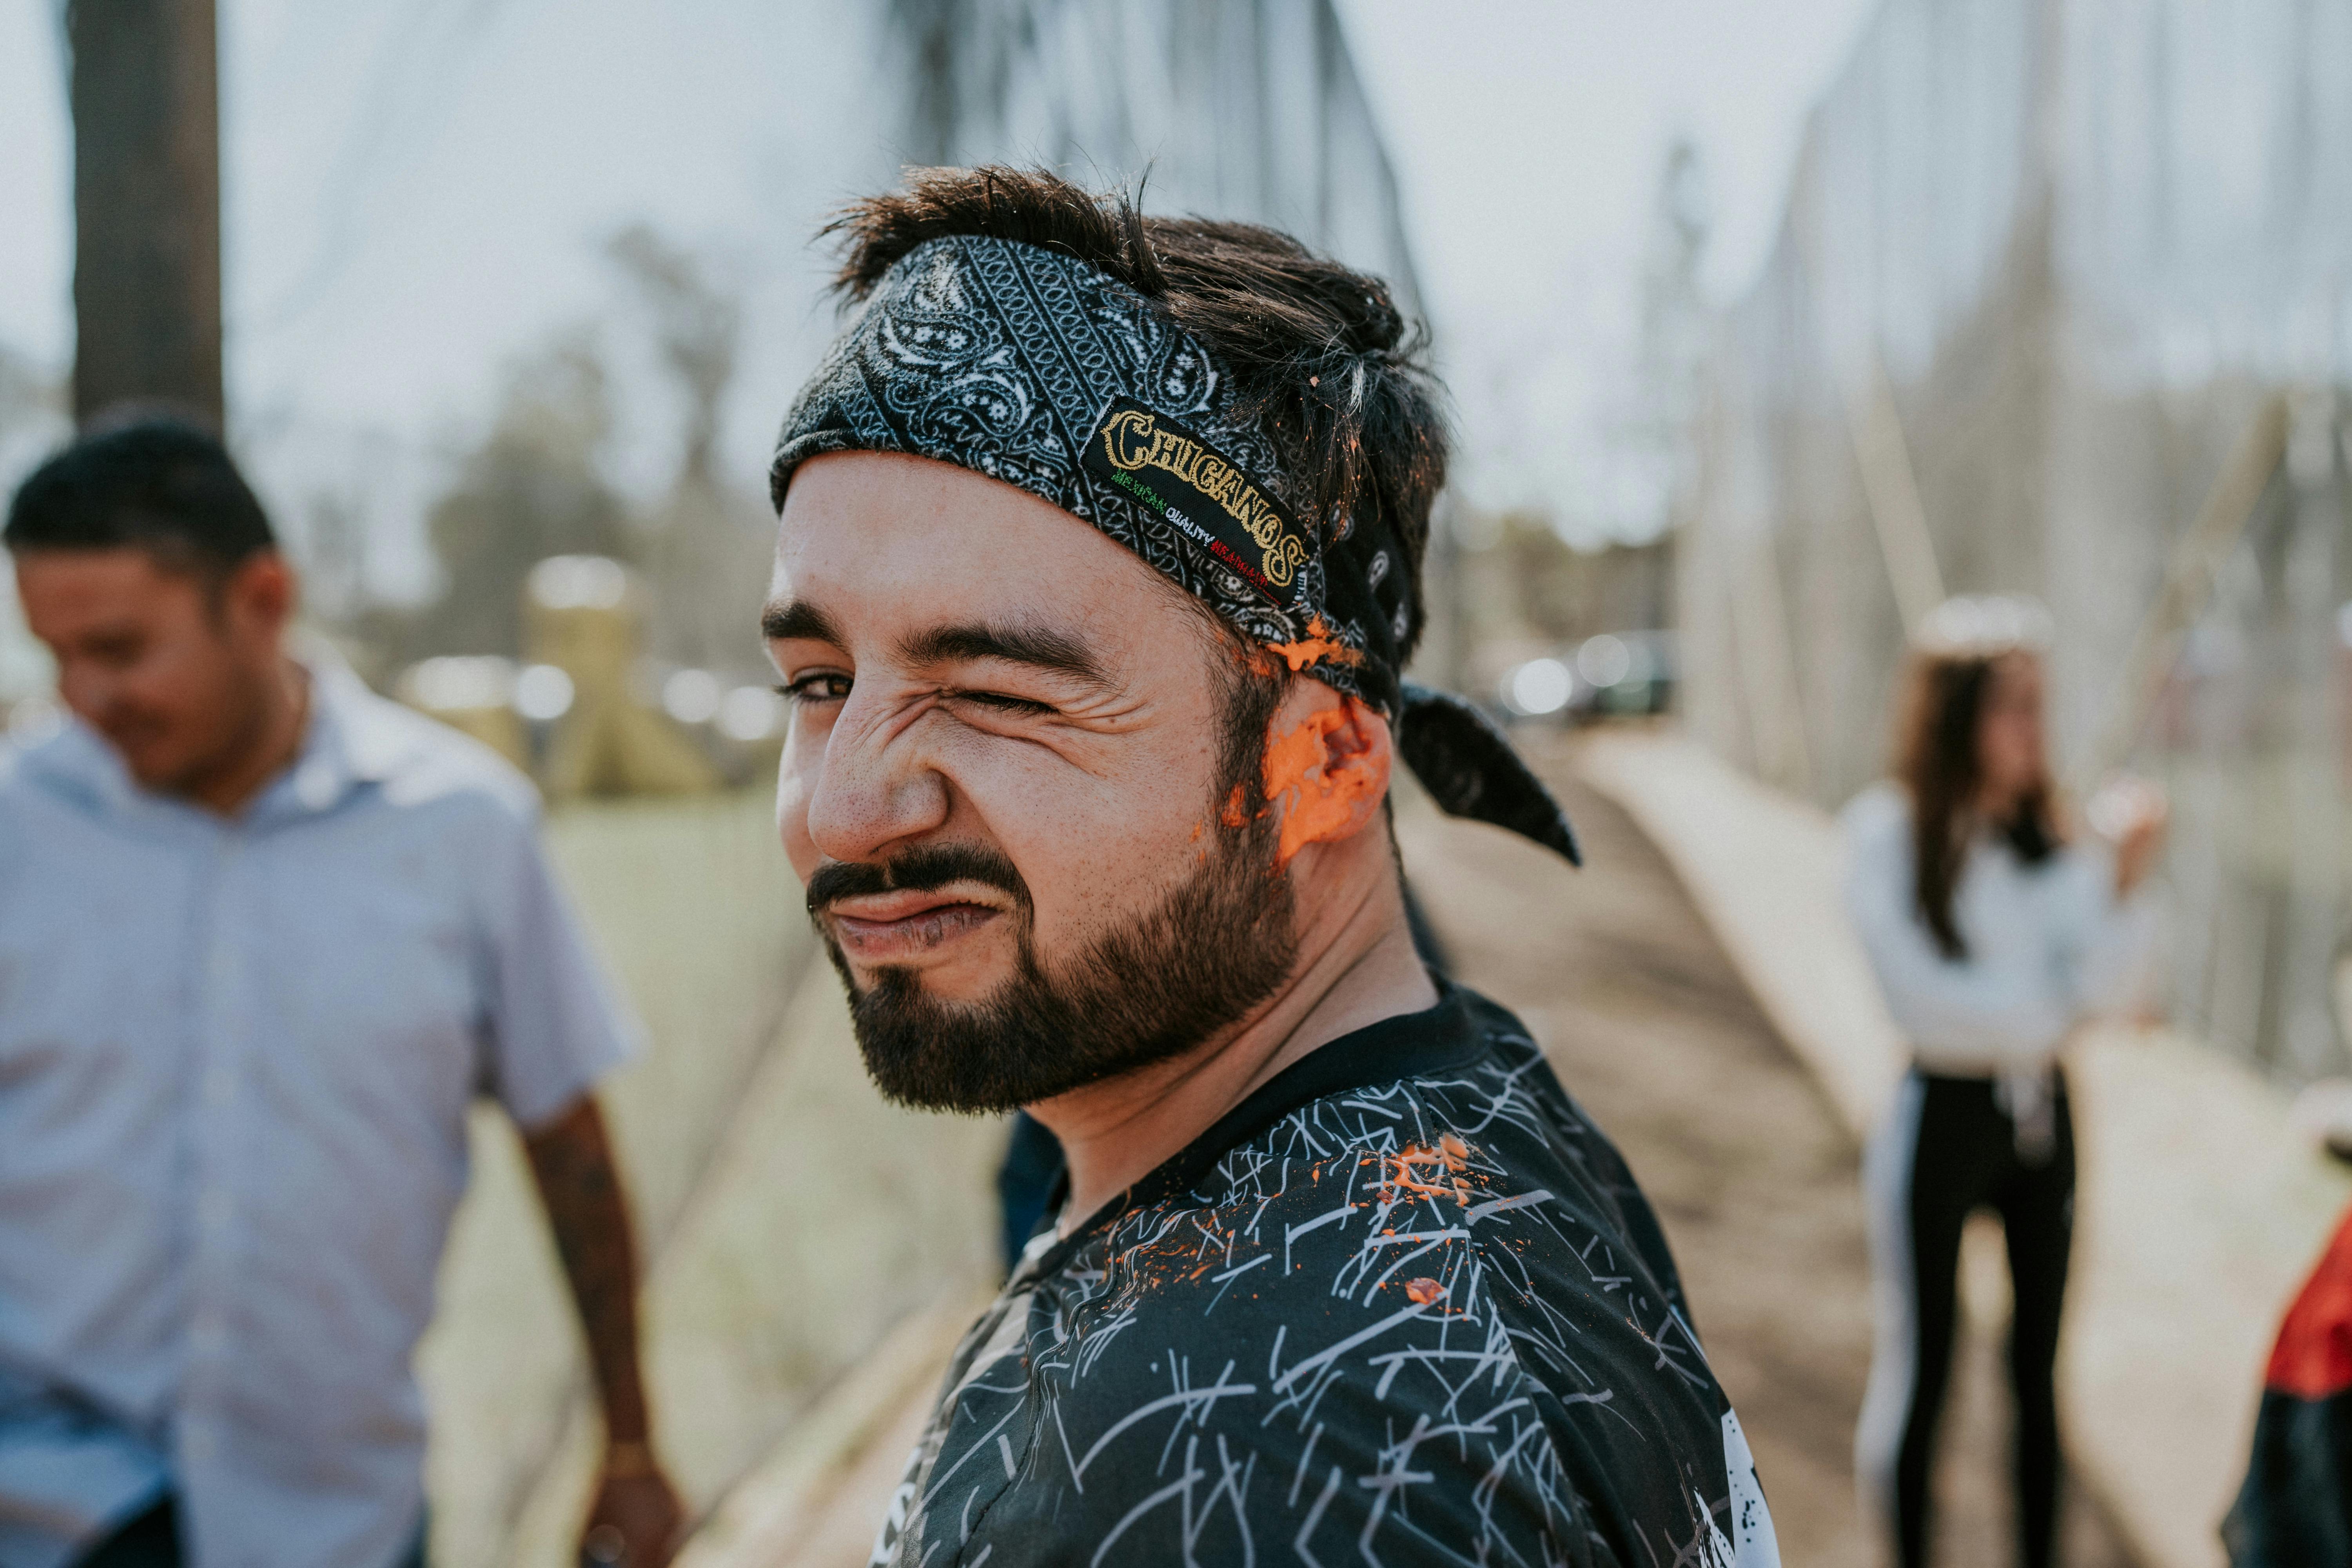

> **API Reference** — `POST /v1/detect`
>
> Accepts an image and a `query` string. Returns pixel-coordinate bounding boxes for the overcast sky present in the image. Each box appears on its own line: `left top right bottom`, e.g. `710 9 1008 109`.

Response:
0 0 1878 595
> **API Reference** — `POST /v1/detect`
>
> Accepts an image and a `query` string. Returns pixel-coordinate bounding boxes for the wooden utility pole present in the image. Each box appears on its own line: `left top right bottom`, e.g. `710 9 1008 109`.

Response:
68 0 223 430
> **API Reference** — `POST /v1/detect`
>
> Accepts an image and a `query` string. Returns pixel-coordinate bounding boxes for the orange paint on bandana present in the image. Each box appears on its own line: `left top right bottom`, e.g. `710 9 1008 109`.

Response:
1264 615 1365 674
1261 707 1380 864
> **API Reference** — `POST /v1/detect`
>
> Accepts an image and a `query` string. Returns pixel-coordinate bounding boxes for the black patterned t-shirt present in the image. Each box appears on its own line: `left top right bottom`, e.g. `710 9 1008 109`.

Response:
871 985 1781 1567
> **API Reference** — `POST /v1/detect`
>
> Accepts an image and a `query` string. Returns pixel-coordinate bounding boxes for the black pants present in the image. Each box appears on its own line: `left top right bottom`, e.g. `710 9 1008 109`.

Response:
75 1495 428 1568
1858 1070 2075 1568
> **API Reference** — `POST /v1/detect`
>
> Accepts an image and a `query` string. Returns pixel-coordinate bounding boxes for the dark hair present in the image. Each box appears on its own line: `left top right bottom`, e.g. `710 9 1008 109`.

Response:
5 417 275 575
822 165 1450 664
1895 651 2059 959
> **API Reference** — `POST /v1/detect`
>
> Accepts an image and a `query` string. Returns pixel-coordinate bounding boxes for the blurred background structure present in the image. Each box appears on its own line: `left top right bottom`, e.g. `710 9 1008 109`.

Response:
1679 0 2352 1084
19 0 2352 1564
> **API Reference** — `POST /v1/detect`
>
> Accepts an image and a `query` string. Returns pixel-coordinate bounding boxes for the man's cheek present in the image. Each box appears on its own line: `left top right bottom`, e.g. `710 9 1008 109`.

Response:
127 650 209 722
965 735 1210 853
1010 813 1182 951
79 671 156 736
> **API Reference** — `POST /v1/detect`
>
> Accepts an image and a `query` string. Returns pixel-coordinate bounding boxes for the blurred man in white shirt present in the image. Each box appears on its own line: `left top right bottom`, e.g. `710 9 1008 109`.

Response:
0 419 683 1568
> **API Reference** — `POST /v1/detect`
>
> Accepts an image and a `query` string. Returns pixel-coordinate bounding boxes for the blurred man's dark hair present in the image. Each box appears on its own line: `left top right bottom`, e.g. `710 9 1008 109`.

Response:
5 417 276 578
823 166 1450 664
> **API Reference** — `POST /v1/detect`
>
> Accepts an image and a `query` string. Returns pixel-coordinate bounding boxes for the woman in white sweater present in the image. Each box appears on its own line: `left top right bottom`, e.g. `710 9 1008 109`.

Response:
1844 596 2164 1568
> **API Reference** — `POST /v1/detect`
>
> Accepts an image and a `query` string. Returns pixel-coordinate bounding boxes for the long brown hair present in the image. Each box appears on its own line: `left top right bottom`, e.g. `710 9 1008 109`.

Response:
1894 652 2059 959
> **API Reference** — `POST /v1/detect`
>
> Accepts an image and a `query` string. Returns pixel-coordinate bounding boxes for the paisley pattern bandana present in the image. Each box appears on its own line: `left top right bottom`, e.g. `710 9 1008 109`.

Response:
771 233 1579 865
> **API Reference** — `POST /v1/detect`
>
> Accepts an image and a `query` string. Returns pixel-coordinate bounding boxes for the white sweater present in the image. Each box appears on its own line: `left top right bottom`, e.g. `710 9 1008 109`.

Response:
1840 783 2161 1080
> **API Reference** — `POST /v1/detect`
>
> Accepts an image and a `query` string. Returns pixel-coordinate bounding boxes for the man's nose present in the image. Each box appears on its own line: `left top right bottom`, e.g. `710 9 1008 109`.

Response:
799 699 951 865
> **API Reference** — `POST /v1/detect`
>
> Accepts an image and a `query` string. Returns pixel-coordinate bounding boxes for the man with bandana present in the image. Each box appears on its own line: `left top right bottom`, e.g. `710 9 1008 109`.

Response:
763 167 1779 1568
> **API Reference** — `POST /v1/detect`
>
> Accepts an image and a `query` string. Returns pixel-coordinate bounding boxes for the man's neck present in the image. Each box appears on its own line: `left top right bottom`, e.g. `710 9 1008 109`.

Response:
186 657 310 817
1029 853 1440 1232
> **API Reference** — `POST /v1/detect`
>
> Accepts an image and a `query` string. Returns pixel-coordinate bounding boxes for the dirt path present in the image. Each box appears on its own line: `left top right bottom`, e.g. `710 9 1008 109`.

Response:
1397 745 2134 1566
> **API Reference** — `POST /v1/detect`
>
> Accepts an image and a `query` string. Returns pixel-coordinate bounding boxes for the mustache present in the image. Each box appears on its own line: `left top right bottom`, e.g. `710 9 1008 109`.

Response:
805 842 1032 918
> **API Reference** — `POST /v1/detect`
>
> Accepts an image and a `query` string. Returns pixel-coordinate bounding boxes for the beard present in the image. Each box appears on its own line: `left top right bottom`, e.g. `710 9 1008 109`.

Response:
809 807 1298 1114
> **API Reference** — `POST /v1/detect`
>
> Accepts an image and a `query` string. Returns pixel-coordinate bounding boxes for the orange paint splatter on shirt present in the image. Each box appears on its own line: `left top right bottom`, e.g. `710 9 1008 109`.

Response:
1404 1277 1446 1305
1260 707 1381 865
1374 1140 1480 1209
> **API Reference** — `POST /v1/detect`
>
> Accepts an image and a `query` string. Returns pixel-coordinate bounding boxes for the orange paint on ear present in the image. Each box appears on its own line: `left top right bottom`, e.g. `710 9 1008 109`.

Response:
1261 706 1381 864
1263 615 1365 674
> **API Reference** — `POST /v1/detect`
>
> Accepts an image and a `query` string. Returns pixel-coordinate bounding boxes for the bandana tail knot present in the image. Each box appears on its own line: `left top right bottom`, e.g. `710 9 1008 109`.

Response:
1396 681 1583 867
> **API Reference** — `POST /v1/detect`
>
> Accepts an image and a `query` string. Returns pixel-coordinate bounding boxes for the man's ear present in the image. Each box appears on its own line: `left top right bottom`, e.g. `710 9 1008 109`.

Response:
220 551 296 644
1262 685 1394 866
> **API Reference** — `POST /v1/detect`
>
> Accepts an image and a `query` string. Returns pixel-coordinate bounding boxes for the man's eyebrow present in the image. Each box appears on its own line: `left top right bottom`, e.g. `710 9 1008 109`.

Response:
899 621 1114 691
761 598 843 644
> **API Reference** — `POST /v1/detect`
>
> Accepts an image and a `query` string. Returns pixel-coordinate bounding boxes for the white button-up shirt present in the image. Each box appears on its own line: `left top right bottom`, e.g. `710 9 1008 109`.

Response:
0 659 637 1568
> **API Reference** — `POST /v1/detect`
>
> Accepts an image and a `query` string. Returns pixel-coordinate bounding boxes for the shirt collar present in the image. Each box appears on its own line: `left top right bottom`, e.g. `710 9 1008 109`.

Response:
1019 982 1491 1283
266 645 416 815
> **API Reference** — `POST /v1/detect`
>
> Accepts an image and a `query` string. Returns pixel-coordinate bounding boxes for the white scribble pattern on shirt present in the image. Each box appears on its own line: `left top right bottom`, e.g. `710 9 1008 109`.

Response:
873 995 1764 1568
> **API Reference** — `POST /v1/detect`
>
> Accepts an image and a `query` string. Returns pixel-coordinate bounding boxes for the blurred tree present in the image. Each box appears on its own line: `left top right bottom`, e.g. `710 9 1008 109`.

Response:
69 0 223 428
1497 511 1584 644
1630 137 1711 541
606 225 738 485
406 332 633 660
1455 507 1672 653
296 429 397 638
0 343 68 457
0 343 70 704
606 225 772 680
302 487 367 628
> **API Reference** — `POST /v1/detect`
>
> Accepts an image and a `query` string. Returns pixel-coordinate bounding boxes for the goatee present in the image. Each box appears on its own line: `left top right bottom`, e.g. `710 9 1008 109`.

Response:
809 818 1296 1114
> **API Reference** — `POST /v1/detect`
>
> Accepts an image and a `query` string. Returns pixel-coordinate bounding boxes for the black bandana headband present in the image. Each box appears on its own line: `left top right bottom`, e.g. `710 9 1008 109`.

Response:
771 234 1579 865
